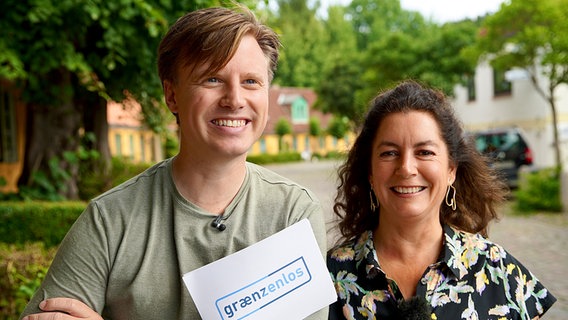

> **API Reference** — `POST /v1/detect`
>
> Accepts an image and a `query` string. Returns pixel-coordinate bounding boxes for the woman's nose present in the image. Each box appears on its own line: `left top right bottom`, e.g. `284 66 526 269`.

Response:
397 154 417 177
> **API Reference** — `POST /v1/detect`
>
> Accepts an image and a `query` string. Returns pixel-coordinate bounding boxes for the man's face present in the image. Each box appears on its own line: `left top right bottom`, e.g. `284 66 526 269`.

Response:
164 34 270 161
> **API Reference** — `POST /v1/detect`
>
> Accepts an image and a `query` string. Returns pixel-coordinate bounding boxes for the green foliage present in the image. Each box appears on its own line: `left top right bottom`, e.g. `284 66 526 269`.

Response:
246 152 302 164
269 0 327 87
78 156 152 201
18 139 100 201
0 243 57 320
164 132 180 159
513 167 562 213
308 117 321 137
0 201 85 247
327 116 349 139
275 117 292 152
467 0 568 169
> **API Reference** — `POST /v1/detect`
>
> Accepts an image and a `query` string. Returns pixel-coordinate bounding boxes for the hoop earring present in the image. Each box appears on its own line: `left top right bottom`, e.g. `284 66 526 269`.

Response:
445 184 456 211
369 190 379 212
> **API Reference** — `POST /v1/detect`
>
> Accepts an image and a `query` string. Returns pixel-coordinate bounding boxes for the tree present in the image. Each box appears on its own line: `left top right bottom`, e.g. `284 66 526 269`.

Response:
275 117 292 152
469 0 568 169
314 5 366 126
268 0 328 87
327 116 349 140
0 0 219 199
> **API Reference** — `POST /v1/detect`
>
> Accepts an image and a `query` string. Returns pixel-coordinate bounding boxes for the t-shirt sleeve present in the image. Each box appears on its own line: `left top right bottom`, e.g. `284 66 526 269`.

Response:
20 201 110 318
504 255 557 318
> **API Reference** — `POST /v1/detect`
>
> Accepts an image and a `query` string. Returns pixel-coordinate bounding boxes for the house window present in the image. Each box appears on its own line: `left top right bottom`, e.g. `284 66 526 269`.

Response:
0 85 18 162
129 134 135 160
466 74 476 101
493 68 511 96
140 135 146 163
291 98 308 124
260 138 266 153
115 134 122 156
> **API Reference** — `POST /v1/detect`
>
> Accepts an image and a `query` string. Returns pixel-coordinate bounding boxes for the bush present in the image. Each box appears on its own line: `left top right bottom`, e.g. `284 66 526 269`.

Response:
0 201 85 247
246 152 302 164
0 243 57 319
78 156 151 200
514 167 562 213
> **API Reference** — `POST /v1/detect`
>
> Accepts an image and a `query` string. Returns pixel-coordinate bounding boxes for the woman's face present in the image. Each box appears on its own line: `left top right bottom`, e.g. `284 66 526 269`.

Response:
369 111 456 223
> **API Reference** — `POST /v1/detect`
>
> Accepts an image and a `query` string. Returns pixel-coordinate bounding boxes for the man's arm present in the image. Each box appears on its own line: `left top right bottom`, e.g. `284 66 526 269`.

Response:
21 298 102 320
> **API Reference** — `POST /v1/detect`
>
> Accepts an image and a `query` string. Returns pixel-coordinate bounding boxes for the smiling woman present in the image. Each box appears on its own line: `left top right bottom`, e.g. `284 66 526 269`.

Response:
327 80 556 320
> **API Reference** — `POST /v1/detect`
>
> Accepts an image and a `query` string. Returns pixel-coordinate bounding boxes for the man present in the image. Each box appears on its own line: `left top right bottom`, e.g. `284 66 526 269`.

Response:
21 5 328 319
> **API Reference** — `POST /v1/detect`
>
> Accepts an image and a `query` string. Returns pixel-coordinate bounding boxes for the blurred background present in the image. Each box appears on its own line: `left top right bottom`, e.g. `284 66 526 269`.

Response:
1 0 567 318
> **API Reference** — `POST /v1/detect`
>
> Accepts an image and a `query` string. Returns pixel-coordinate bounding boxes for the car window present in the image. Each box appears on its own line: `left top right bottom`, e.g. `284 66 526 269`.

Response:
474 132 521 154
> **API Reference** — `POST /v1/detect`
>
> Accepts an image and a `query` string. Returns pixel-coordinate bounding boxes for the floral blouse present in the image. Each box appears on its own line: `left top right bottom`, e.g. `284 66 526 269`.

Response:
327 225 556 320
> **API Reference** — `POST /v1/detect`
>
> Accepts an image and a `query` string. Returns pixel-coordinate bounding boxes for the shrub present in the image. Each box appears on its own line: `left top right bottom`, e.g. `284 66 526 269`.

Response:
78 156 151 200
514 167 562 213
0 243 57 319
0 201 85 247
246 152 302 164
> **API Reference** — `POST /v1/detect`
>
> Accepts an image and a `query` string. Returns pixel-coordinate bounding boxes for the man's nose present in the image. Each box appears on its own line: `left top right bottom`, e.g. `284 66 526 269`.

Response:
220 83 245 110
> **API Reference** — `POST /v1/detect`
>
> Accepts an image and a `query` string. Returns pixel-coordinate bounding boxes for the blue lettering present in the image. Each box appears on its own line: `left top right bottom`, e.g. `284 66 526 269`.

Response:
240 296 252 308
287 272 296 281
224 305 234 318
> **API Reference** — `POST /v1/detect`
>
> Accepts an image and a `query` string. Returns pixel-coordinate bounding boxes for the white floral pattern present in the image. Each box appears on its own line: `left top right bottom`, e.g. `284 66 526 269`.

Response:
327 225 556 319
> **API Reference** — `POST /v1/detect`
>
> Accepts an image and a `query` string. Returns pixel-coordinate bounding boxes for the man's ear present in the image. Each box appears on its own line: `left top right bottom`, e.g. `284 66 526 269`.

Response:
163 80 177 114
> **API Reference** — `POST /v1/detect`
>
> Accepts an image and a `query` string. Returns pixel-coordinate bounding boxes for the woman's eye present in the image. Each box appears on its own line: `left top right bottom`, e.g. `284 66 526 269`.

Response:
379 150 397 157
207 77 220 83
418 150 435 156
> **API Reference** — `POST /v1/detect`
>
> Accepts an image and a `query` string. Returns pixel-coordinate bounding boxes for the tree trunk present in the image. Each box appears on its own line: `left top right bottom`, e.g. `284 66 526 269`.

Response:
83 95 111 174
18 70 82 200
548 90 561 170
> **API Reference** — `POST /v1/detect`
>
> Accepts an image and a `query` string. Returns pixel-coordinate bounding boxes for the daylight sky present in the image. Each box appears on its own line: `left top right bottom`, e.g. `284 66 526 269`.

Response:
319 0 506 23
399 0 506 23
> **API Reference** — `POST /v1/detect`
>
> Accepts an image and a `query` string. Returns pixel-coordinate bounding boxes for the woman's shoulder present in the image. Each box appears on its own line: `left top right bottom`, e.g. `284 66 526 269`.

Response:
444 225 523 275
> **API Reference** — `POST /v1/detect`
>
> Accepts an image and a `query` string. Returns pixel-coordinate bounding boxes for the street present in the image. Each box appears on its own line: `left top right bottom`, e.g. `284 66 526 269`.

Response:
264 160 568 319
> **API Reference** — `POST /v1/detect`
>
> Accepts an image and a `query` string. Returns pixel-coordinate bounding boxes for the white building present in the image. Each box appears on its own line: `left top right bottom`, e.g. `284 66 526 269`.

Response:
452 61 568 170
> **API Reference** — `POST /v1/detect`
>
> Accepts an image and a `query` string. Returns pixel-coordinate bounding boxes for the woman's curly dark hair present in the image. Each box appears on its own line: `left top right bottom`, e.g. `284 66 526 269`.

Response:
333 80 508 244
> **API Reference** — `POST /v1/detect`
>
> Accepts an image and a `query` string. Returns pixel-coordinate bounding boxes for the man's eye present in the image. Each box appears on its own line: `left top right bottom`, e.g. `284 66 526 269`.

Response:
244 79 258 85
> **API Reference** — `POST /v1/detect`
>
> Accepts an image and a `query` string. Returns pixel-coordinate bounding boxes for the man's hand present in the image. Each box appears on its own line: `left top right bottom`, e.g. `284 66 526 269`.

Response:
22 298 102 320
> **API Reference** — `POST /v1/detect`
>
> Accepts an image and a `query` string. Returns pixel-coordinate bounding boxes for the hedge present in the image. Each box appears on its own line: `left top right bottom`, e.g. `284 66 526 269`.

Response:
0 201 86 248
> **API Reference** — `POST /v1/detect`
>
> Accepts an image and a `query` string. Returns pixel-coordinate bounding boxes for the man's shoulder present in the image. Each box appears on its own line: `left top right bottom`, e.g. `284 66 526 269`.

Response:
246 162 318 201
92 159 172 203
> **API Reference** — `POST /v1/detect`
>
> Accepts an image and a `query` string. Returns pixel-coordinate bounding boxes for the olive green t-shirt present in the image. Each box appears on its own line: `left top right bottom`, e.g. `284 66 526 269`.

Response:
21 158 328 319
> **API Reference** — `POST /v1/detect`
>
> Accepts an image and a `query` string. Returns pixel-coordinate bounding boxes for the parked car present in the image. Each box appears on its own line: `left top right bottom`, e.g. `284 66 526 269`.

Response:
469 128 534 188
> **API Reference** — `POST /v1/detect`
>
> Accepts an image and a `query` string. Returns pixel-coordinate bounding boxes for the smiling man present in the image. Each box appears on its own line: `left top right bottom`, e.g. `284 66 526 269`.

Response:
20 5 328 320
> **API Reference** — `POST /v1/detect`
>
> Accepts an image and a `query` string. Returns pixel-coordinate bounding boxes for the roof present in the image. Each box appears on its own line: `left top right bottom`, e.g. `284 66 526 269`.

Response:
265 86 333 135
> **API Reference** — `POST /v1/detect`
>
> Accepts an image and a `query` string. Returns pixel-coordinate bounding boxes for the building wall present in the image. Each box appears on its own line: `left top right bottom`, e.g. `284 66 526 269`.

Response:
452 61 568 169
107 100 165 165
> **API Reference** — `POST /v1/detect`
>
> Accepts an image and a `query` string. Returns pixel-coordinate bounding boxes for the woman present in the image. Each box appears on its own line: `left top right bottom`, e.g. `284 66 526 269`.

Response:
327 80 556 319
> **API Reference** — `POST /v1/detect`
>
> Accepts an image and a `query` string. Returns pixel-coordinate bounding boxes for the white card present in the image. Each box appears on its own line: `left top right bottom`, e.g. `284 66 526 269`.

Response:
182 219 337 320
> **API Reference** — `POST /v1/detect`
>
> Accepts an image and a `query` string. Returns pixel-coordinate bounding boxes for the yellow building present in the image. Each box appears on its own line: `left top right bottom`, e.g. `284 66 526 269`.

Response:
106 99 165 164
251 86 354 157
0 85 352 193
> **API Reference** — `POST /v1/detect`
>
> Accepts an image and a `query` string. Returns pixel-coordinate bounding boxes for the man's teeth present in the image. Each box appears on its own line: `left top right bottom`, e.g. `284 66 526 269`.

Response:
213 119 246 127
393 186 423 194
